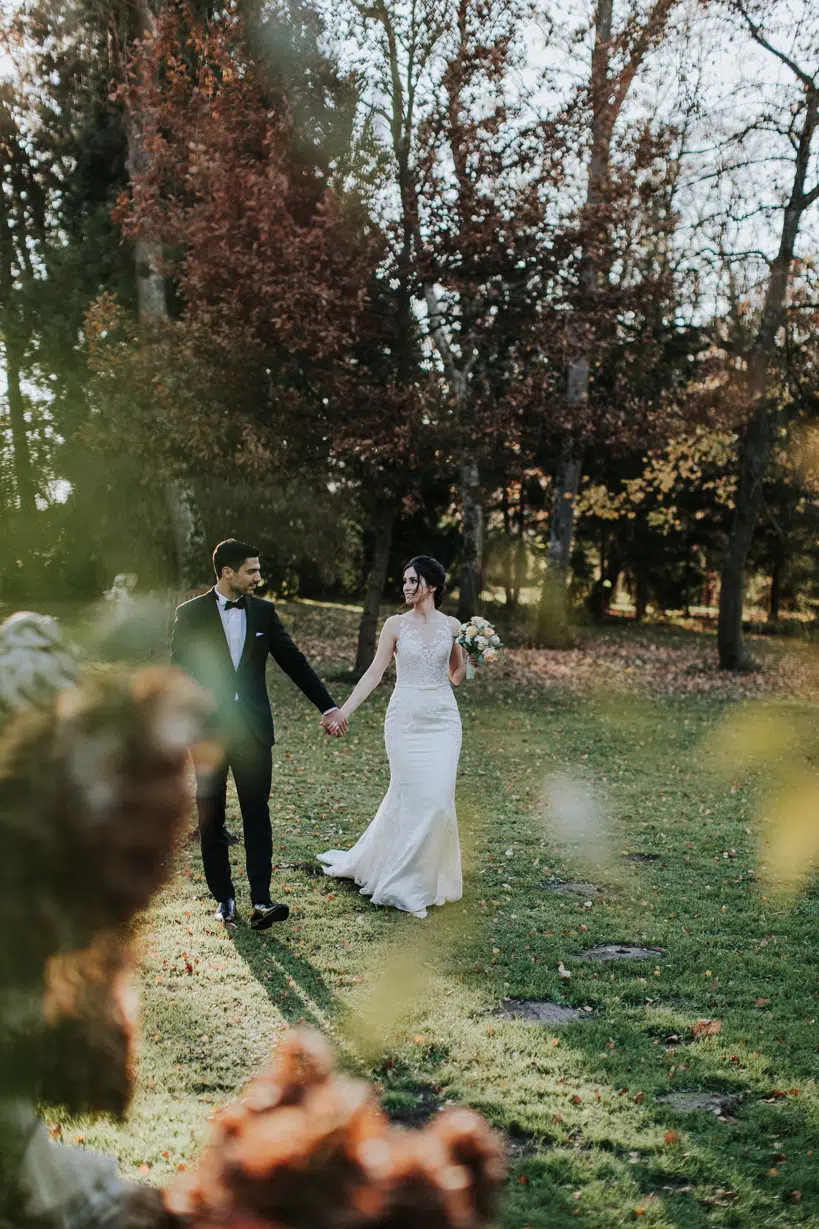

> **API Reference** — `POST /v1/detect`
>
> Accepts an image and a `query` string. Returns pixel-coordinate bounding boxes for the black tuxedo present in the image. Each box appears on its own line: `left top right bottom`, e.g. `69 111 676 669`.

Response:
171 589 335 903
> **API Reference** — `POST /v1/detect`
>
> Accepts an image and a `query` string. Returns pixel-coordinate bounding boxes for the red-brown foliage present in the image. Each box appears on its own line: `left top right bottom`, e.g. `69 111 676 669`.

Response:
166 1030 505 1229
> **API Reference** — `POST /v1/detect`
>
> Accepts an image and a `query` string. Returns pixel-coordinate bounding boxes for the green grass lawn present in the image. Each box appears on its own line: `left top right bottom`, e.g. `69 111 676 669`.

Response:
52 603 819 1228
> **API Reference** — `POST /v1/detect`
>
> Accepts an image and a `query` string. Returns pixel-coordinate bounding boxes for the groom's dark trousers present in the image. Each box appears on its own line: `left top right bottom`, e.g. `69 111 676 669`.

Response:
171 589 335 904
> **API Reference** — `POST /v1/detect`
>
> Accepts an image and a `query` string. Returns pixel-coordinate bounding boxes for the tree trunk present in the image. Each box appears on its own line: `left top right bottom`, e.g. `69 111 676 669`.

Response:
536 438 583 643
458 453 483 622
769 552 784 623
354 505 396 679
718 81 817 669
718 403 773 668
501 488 514 607
535 0 677 641
534 0 613 643
513 483 526 607
134 236 168 323
117 0 203 588
635 571 649 622
682 528 692 618
548 433 584 578
5 340 36 517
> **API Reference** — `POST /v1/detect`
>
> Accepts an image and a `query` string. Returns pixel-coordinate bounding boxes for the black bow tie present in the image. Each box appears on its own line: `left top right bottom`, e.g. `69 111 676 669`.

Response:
223 597 246 610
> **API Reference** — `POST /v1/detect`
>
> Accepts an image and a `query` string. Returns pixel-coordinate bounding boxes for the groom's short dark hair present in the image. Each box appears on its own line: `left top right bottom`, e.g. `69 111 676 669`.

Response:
213 539 259 578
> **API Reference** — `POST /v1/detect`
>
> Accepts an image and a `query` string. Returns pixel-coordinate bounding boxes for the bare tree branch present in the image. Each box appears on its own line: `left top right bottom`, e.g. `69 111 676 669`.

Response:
731 0 818 92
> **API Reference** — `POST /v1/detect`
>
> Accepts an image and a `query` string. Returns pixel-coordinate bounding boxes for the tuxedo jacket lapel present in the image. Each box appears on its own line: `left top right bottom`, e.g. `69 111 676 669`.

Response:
237 595 258 674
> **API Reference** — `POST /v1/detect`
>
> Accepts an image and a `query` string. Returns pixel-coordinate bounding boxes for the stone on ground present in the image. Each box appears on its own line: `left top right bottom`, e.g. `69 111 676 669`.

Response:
582 944 666 961
497 999 592 1025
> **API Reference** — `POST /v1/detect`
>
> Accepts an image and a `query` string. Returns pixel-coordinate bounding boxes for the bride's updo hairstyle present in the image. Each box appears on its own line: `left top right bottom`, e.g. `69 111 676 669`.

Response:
404 555 447 608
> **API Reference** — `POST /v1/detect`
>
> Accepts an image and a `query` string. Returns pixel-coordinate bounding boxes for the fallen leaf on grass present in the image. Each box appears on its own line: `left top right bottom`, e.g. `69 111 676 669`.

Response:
691 1018 721 1038
703 1190 738 1206
664 1131 681 1146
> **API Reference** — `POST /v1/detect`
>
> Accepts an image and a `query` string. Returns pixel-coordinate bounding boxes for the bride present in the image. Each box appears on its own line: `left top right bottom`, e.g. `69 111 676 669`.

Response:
317 556 467 918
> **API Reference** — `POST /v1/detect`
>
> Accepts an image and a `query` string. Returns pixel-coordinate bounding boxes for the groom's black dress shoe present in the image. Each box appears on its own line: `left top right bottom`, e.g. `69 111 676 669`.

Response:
223 828 240 846
215 899 237 924
250 901 289 930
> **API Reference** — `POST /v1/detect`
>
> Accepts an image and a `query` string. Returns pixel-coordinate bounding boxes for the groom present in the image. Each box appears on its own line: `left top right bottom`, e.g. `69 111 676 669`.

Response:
171 539 347 929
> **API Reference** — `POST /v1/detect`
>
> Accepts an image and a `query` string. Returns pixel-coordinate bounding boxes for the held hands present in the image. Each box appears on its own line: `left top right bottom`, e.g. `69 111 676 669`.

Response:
320 708 349 738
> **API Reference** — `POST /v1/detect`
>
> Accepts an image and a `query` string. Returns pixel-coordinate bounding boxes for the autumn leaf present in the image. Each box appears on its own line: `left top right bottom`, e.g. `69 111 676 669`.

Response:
691 1018 721 1038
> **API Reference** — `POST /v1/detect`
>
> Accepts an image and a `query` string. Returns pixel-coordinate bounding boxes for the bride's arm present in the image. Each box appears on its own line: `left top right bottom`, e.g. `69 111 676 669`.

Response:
338 617 400 720
448 617 467 686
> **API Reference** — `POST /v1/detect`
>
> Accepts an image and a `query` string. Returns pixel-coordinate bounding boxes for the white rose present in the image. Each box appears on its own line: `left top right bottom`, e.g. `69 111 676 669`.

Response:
485 625 496 638
484 647 498 662
476 636 488 650
466 624 478 638
492 635 501 646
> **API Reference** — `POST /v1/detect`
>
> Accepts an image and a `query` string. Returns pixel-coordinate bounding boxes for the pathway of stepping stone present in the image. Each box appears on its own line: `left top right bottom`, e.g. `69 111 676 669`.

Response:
657 1091 743 1119
581 944 667 961
540 881 602 897
496 999 593 1025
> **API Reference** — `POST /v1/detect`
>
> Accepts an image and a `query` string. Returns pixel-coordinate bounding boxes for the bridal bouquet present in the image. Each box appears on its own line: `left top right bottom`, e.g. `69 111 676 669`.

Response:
457 616 503 679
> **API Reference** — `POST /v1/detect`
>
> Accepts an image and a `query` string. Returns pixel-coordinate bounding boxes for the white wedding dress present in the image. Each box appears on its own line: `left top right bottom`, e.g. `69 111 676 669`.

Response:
317 614 463 917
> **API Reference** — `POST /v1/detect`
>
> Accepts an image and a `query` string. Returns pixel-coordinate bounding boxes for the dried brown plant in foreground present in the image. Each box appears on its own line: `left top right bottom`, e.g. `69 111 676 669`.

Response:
166 1031 505 1229
0 660 210 1229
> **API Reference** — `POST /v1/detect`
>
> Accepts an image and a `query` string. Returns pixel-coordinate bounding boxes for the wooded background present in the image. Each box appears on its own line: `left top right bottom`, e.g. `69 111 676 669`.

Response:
1 0 818 674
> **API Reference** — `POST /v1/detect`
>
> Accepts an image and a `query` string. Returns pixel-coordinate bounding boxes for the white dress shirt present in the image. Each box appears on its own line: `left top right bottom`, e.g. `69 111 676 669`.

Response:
214 587 245 700
214 587 246 669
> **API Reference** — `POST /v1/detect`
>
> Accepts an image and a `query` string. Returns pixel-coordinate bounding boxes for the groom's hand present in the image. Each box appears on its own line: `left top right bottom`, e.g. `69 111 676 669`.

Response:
320 708 348 737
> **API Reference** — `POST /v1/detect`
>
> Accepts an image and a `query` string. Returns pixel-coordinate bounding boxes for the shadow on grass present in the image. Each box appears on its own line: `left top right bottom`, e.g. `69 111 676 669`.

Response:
233 925 336 1030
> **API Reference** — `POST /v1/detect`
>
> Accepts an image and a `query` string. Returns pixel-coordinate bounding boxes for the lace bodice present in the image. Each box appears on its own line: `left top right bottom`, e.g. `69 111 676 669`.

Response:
395 615 454 688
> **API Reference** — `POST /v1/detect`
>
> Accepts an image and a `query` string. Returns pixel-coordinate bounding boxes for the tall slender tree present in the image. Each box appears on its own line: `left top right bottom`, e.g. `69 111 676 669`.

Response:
535 0 677 641
717 0 819 669
0 79 44 520
347 0 558 620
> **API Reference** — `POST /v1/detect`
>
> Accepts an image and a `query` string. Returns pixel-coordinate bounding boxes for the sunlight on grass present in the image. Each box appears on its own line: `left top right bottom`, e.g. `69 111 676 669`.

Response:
49 607 819 1228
